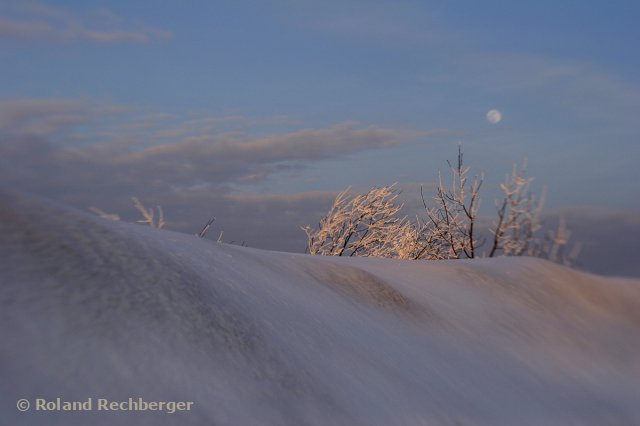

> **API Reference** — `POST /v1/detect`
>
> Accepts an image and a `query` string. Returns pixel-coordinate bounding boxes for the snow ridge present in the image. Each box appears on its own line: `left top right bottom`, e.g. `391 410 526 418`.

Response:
1 190 639 425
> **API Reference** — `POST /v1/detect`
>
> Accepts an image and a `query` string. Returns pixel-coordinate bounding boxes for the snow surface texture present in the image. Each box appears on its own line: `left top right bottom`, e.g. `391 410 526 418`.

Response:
1 190 639 426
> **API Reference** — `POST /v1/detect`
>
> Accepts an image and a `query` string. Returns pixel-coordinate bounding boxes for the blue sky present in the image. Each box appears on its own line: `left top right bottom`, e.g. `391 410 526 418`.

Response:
1 0 639 256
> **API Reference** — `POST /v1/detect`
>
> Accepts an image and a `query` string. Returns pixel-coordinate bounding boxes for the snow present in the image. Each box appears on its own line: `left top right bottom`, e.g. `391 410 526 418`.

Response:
1 189 639 425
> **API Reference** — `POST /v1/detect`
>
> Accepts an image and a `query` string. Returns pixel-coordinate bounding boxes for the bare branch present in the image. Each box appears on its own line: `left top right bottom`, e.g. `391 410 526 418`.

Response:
197 217 216 238
131 197 165 229
88 207 120 221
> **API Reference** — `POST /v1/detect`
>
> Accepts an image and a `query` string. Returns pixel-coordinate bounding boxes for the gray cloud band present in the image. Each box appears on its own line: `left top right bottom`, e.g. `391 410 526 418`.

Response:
0 99 419 250
0 2 172 44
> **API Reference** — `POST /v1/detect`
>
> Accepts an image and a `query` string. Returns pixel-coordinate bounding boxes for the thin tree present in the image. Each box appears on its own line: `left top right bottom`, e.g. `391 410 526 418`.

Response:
422 144 483 259
488 160 544 257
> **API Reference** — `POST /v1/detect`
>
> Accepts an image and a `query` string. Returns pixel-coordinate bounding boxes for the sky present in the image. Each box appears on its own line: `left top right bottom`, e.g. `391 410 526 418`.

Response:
1 0 639 269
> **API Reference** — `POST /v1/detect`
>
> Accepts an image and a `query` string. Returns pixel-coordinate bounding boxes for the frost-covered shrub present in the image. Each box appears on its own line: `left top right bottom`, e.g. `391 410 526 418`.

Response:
304 147 578 265
302 184 412 257
90 197 165 229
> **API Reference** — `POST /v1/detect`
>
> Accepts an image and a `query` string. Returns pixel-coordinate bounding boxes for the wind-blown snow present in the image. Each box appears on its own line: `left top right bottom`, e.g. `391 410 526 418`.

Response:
1 190 639 425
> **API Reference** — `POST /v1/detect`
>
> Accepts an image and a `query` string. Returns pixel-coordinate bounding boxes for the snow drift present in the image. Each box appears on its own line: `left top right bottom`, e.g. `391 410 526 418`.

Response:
1 190 639 426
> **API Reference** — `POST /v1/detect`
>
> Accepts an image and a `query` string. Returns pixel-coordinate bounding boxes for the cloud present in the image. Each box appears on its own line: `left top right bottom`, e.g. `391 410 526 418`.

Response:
85 121 409 194
0 99 90 137
133 121 405 165
0 97 441 253
0 98 424 235
0 1 172 44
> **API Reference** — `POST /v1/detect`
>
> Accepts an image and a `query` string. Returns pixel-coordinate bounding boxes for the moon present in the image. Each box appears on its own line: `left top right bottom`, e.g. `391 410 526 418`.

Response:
486 109 502 124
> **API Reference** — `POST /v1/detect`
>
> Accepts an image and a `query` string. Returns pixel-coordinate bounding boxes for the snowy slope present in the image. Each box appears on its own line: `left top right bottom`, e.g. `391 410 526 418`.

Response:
1 190 639 426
